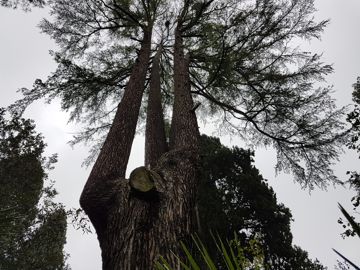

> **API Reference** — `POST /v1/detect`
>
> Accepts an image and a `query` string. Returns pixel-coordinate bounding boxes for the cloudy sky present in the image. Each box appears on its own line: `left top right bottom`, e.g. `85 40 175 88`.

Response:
1 1 360 269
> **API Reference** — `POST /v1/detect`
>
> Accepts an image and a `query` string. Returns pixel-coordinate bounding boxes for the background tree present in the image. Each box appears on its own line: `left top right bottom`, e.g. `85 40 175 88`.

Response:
337 77 360 238
0 108 68 270
198 135 326 269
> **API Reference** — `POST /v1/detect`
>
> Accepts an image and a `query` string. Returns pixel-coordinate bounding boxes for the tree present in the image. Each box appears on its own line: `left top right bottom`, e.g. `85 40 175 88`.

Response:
0 108 68 270
10 0 347 268
197 135 326 269
12 0 346 183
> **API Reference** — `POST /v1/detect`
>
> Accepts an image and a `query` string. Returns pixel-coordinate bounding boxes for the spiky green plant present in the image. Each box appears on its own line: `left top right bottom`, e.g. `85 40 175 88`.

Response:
155 233 265 270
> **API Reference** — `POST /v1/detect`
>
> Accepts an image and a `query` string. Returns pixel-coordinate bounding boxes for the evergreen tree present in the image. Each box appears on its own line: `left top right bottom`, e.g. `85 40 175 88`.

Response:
198 135 326 269
11 0 346 184
0 108 68 270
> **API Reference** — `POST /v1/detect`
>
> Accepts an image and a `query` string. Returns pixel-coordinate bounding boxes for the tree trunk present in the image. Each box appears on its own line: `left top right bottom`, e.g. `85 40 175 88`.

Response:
80 22 201 270
170 27 200 150
79 27 158 268
97 148 199 269
145 44 168 168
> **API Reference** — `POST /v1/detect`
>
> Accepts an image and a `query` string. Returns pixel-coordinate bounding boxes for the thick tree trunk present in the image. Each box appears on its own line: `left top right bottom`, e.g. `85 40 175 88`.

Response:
145 45 168 168
98 148 199 269
79 28 157 268
80 22 201 270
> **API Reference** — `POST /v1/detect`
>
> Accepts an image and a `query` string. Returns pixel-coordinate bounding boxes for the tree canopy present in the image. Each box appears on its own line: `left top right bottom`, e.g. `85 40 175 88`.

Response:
0 108 68 270
10 0 347 186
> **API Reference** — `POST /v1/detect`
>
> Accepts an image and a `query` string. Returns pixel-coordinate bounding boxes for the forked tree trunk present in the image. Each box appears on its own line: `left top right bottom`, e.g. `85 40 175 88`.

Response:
145 44 168 168
80 22 201 270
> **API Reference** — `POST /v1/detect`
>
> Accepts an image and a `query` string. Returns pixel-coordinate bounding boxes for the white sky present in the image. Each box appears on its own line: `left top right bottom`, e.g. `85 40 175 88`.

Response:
0 1 359 269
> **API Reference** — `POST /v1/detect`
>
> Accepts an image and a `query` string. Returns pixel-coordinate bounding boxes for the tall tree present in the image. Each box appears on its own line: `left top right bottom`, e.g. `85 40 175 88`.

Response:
77 1 162 268
0 108 68 270
78 0 202 266
10 0 348 268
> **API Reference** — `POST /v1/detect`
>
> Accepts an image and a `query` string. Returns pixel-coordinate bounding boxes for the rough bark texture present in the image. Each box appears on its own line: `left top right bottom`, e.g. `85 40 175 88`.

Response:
80 21 201 270
99 149 199 269
169 27 200 150
145 45 168 168
79 28 154 266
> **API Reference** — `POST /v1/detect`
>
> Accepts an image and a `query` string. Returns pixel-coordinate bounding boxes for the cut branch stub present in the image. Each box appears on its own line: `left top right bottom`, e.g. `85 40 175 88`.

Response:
129 166 164 192
129 166 155 192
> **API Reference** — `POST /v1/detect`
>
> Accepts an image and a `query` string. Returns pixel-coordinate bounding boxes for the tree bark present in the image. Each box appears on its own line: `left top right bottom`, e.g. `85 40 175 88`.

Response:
79 27 156 268
97 148 199 269
170 27 200 150
80 21 201 270
145 44 168 168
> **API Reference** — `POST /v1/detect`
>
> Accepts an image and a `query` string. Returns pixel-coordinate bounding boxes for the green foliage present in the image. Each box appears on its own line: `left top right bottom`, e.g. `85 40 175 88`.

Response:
188 0 347 188
285 246 325 270
339 77 360 238
0 108 69 270
10 0 165 165
198 135 326 269
155 233 265 270
11 0 346 186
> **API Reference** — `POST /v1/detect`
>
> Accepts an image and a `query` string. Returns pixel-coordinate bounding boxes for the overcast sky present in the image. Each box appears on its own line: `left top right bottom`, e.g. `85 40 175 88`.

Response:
1 1 360 269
